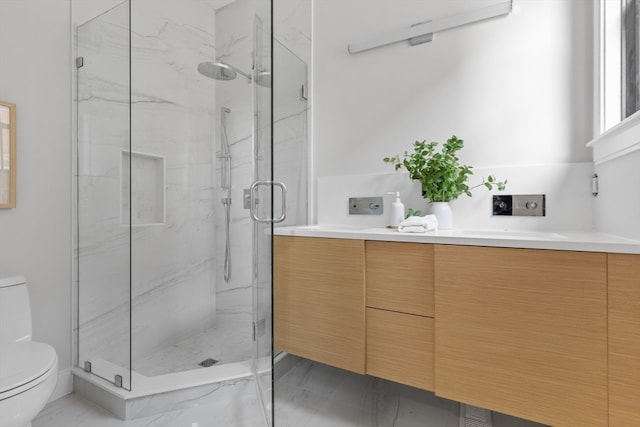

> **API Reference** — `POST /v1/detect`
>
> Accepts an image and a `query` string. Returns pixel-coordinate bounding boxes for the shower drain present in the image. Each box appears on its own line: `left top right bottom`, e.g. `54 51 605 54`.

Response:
198 358 220 368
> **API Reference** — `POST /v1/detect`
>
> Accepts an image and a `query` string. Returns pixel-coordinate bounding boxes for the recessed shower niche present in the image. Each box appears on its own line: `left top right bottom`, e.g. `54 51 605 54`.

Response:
121 151 165 226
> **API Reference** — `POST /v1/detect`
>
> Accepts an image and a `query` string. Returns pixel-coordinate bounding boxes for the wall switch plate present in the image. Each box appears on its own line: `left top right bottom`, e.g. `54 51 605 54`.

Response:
349 197 383 215
493 194 545 216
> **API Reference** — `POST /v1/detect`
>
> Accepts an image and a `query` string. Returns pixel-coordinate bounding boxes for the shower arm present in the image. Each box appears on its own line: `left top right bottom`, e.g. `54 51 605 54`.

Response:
223 63 252 81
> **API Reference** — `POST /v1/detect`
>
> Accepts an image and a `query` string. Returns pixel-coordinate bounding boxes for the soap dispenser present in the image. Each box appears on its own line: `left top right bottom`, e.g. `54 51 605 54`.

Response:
387 192 405 227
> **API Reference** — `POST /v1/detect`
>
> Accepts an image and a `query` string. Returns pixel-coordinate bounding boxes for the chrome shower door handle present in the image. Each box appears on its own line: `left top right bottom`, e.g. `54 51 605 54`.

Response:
249 180 287 223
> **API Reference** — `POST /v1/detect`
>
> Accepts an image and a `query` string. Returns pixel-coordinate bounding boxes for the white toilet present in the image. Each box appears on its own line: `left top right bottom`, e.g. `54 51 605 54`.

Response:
0 275 58 427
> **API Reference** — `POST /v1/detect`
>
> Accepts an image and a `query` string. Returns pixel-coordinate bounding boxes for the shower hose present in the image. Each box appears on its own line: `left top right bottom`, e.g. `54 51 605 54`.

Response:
223 196 231 283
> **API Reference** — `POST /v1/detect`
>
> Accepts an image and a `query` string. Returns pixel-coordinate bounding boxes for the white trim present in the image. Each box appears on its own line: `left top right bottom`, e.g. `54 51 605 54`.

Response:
602 0 623 132
587 110 640 165
49 368 73 402
594 1 604 136
72 358 253 400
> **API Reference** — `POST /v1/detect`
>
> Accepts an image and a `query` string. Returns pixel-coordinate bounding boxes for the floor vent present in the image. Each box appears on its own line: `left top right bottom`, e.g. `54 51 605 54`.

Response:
198 358 219 368
460 404 493 427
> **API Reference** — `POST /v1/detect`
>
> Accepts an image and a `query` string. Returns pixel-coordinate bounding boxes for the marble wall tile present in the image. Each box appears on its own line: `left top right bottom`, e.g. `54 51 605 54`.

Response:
274 0 312 64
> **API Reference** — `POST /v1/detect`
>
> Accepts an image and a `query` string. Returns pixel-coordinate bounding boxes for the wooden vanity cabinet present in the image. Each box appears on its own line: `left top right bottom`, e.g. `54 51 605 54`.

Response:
608 253 640 426
274 235 638 426
365 241 435 391
274 236 365 374
434 245 608 427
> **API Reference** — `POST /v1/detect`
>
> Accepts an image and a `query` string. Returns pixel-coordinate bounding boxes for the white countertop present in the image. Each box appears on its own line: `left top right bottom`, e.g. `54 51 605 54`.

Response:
274 225 640 254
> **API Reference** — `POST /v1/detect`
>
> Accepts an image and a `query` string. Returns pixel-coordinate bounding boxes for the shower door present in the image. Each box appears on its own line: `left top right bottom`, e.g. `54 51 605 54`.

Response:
253 11 275 426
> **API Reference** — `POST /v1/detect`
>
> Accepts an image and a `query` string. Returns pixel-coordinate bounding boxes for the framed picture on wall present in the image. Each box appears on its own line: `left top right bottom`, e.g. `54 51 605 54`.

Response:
0 101 16 208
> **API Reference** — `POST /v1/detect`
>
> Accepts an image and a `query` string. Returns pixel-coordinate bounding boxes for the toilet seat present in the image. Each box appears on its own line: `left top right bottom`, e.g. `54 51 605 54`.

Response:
0 342 57 401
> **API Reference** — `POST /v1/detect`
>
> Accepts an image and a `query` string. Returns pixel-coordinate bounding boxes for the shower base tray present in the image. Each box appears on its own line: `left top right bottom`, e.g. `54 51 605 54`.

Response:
72 359 253 420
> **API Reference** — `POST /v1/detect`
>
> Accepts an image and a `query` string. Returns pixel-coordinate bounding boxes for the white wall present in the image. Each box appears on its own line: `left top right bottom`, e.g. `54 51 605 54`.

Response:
594 150 640 240
0 0 73 396
313 0 593 177
318 163 594 231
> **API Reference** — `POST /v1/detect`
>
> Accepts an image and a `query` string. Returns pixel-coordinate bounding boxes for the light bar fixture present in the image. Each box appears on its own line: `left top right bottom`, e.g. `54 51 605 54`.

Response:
347 0 513 55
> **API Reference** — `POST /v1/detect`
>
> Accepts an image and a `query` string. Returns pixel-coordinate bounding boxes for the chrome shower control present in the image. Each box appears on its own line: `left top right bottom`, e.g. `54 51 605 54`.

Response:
493 195 545 216
349 197 383 215
243 189 251 209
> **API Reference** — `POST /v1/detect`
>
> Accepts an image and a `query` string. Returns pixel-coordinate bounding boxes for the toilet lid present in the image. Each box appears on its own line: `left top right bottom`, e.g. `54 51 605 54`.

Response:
0 342 57 394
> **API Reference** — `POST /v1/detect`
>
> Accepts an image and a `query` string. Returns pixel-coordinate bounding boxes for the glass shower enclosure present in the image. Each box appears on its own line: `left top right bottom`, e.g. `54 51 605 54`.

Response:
75 0 278 423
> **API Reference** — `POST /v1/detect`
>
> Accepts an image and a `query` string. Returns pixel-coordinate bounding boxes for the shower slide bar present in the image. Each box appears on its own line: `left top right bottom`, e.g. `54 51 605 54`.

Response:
347 0 512 55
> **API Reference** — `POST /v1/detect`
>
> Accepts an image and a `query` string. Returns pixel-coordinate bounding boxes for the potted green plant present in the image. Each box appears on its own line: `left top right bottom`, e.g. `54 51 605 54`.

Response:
383 135 506 229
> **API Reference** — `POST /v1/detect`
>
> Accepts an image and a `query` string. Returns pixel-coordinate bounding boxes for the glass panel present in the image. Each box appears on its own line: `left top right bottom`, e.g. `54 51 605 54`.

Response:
128 0 219 378
254 5 274 426
273 39 309 227
271 36 309 427
76 1 132 390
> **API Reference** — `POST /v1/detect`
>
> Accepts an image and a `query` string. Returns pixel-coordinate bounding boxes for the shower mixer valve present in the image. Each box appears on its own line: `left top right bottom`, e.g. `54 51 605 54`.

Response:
243 189 252 209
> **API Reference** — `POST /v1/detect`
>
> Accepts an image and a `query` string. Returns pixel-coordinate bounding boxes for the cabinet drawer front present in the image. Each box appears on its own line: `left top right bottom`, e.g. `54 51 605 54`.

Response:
274 236 365 374
435 245 607 427
366 307 434 391
609 254 640 426
366 241 434 316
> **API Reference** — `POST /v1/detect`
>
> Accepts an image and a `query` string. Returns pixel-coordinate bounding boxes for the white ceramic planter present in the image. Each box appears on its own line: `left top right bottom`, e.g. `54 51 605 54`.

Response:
428 202 453 229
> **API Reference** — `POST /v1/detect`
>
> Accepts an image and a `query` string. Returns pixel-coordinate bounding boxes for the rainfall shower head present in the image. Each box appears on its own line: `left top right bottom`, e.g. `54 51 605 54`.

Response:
197 61 271 87
197 61 241 81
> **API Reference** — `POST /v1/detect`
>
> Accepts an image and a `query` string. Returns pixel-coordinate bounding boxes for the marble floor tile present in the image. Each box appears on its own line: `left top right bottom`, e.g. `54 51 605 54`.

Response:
274 360 459 427
274 359 549 427
34 381 266 427
35 358 549 427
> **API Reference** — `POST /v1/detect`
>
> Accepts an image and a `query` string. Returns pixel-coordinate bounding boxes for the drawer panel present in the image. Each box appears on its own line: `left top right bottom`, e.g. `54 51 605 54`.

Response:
366 307 434 391
366 241 434 316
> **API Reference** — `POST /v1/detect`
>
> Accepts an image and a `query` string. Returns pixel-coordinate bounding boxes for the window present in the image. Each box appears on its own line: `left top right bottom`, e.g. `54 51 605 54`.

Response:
623 0 639 119
598 0 640 133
